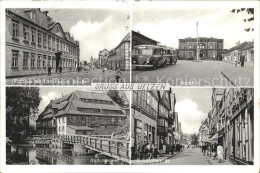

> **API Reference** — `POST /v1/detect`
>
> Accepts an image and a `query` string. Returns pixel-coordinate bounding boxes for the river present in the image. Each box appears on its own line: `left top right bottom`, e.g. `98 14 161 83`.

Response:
7 144 127 165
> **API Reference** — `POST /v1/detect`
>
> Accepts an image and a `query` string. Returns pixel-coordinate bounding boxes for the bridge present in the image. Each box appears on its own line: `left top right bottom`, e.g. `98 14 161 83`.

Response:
34 135 130 163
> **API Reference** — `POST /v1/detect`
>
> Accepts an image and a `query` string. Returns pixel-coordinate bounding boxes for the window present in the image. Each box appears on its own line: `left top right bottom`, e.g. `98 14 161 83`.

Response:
31 53 35 67
52 37 55 50
209 43 213 49
23 25 29 41
12 21 19 39
52 56 55 67
48 56 51 66
23 52 29 67
188 43 192 49
61 42 63 51
63 117 65 123
48 36 51 49
43 55 46 67
37 55 41 67
57 39 59 51
43 33 47 47
12 50 19 67
31 28 36 43
62 126 64 132
37 31 42 45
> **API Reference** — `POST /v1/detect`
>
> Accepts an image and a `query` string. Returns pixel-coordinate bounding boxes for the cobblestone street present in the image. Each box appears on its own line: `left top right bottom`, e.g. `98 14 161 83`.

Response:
132 60 253 86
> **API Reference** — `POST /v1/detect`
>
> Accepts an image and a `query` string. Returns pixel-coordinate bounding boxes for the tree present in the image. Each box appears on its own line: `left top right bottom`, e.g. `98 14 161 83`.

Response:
191 133 199 145
107 90 129 107
6 87 41 143
231 8 254 32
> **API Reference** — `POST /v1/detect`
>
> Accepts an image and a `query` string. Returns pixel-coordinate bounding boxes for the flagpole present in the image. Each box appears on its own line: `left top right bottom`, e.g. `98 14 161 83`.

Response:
197 21 199 61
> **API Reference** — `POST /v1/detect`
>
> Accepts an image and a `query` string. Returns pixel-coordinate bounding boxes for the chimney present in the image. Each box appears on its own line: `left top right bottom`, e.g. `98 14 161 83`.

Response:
236 41 240 46
137 31 140 34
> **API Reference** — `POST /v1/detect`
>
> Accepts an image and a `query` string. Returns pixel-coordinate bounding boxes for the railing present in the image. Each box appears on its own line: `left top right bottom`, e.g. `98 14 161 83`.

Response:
62 135 130 163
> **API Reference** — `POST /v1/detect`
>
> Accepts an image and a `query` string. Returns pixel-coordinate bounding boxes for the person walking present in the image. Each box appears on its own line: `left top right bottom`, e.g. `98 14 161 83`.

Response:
162 142 166 156
217 143 224 163
115 68 122 83
154 143 158 159
159 142 163 157
240 54 245 67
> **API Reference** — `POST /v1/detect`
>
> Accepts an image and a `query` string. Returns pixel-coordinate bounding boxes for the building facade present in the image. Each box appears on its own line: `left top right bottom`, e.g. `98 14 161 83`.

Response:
107 33 130 71
178 37 224 60
223 41 254 63
98 49 109 69
131 89 180 158
131 90 159 158
36 91 126 136
200 88 254 165
6 8 80 78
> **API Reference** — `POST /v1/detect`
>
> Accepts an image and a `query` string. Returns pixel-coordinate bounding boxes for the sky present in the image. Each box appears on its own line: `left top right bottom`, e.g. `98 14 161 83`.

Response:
44 9 130 62
37 87 130 117
172 88 212 135
133 8 254 49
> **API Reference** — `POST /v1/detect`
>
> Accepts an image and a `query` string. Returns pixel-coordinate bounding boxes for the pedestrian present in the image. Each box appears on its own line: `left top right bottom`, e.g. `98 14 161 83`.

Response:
115 68 122 83
59 66 62 75
159 142 163 157
240 54 245 67
171 144 175 155
151 142 155 159
217 143 224 163
162 142 166 156
154 143 158 159
47 66 50 76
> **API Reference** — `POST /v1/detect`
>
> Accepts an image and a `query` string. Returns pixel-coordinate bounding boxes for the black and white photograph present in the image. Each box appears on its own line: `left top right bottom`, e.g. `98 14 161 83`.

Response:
6 87 130 165
131 88 254 165
132 8 254 86
5 8 130 85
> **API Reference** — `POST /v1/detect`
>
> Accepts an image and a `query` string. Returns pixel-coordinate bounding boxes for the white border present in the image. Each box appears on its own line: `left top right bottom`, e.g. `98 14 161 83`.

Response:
1 1 259 173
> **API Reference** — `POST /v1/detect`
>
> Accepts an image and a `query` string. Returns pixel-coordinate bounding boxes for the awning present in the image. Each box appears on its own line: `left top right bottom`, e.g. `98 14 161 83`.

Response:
208 133 218 143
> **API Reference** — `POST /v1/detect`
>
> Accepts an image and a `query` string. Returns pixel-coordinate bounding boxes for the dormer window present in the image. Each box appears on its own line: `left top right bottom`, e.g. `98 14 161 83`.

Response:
30 11 36 22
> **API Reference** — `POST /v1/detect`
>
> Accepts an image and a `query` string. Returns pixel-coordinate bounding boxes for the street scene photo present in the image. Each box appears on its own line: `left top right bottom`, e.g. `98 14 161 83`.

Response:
132 8 254 86
6 8 130 85
6 87 130 165
131 88 254 165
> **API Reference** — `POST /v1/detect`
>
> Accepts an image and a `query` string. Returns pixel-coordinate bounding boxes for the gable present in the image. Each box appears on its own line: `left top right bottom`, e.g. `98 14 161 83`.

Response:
49 23 66 39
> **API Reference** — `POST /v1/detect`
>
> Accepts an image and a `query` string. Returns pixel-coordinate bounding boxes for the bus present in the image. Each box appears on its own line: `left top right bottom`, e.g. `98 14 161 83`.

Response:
132 45 178 70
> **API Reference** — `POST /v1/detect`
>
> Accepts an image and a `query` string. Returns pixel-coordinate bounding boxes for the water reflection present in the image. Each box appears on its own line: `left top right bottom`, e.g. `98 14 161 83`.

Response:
29 148 127 165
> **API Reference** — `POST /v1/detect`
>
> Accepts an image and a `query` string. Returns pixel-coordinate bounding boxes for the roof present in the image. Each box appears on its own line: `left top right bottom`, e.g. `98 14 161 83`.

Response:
225 42 248 54
239 41 254 51
132 30 159 43
134 44 175 50
67 125 94 131
179 37 223 42
37 91 126 121
7 8 78 45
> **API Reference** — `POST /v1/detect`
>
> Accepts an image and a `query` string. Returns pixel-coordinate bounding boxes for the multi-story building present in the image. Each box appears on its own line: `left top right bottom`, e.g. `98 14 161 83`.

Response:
178 37 224 60
131 91 159 158
6 8 80 78
107 33 130 71
36 91 126 136
157 91 171 146
98 49 109 69
200 88 254 165
225 88 254 165
198 119 210 146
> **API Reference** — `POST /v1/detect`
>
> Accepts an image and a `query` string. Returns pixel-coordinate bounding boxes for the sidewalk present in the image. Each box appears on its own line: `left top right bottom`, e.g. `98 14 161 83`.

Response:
131 150 182 165
204 155 233 165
